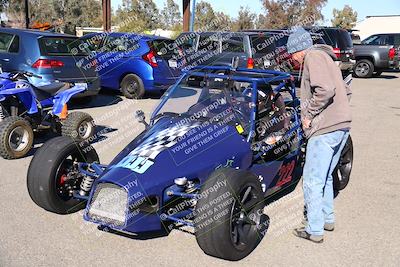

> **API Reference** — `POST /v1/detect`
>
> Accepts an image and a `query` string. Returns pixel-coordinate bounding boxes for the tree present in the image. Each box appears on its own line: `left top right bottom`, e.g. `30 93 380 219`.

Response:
331 5 358 30
194 1 232 31
161 0 181 30
233 6 256 31
116 0 160 32
260 0 327 28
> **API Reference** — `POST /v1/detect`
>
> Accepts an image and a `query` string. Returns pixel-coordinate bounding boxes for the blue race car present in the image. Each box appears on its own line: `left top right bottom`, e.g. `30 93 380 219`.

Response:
80 33 182 99
0 71 95 159
27 66 353 261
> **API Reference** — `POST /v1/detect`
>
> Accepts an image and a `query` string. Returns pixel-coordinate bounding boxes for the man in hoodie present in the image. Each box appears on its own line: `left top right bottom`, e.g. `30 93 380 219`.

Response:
287 27 352 243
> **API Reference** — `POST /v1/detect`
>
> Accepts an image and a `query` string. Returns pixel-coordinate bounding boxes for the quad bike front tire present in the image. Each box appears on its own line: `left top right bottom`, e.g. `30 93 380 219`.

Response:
120 74 145 99
27 136 99 214
0 116 34 159
61 111 95 141
333 135 353 192
195 169 268 261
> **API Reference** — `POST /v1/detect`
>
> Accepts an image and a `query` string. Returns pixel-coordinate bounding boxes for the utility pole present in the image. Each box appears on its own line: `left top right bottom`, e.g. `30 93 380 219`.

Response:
183 0 190 32
24 0 29 29
102 0 111 32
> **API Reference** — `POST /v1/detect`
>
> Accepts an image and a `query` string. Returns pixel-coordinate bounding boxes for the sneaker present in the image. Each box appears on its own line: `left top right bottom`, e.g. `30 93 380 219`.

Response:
324 223 335 231
293 227 324 243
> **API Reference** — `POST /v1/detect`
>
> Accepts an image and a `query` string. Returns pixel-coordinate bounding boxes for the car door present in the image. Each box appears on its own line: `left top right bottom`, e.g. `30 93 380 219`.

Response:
0 32 20 72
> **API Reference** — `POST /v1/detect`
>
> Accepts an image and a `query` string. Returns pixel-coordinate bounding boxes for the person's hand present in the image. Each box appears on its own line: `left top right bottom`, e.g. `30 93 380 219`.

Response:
302 118 312 129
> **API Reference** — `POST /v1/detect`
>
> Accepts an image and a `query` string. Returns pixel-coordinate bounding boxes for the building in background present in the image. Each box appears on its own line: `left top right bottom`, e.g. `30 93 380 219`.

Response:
355 15 400 40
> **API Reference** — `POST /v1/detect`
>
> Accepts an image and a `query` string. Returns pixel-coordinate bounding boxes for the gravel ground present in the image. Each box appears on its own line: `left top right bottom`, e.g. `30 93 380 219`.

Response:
0 72 399 267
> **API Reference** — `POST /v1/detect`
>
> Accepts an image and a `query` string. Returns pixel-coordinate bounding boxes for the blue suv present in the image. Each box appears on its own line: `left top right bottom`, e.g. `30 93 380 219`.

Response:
0 28 100 98
81 32 182 99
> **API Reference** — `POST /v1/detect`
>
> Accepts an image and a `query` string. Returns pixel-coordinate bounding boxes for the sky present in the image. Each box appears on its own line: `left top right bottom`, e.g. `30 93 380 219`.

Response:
112 0 400 24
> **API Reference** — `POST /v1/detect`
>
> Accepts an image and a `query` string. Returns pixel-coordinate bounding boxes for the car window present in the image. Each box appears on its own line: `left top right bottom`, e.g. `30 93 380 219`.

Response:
362 35 390 45
394 35 400 46
0 32 14 53
221 36 245 53
104 36 140 52
151 39 178 57
9 35 20 53
318 29 352 48
198 35 219 51
81 34 106 52
251 35 276 55
175 33 197 50
39 37 89 56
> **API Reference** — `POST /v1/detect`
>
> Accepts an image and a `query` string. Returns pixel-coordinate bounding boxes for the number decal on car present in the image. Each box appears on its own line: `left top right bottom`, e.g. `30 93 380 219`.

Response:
276 160 295 187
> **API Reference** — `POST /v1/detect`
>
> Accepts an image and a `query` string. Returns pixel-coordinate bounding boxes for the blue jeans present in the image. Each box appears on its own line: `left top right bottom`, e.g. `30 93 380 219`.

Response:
303 130 350 236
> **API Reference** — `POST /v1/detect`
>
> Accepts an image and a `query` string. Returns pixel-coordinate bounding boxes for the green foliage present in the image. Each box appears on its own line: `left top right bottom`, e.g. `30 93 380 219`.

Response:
194 1 232 31
331 5 358 30
161 0 181 29
232 6 256 31
116 0 160 33
260 0 327 28
2 0 102 33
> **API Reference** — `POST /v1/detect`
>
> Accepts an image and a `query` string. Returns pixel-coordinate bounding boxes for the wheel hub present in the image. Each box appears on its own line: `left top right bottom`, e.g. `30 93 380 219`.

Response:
8 126 29 152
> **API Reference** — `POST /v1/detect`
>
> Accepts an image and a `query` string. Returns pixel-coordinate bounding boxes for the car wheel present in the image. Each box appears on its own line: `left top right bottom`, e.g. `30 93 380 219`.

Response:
27 136 99 214
61 112 95 141
0 116 34 159
120 74 145 99
354 59 374 78
194 169 268 261
333 135 353 191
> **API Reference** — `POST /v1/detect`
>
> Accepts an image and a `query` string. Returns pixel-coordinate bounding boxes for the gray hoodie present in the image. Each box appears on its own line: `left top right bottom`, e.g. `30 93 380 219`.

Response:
300 44 352 138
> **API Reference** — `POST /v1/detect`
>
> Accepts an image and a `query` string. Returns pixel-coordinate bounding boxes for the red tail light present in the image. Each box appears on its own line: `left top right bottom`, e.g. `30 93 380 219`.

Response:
32 59 64 68
333 48 341 58
247 58 254 69
142 49 158 67
388 48 396 60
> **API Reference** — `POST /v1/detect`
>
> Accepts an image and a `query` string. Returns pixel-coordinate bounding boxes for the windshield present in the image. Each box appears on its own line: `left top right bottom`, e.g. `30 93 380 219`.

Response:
39 37 89 56
153 75 253 131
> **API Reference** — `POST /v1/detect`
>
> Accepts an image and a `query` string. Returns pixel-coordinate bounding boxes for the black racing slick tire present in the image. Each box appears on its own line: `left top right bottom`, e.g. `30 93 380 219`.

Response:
120 74 145 99
27 136 99 214
61 111 95 141
194 169 268 261
0 116 34 159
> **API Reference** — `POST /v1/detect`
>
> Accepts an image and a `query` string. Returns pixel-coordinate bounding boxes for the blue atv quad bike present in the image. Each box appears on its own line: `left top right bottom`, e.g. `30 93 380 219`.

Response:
27 66 353 261
0 71 95 159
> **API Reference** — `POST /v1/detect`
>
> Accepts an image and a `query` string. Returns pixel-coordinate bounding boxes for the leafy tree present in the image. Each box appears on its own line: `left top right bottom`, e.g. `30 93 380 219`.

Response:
233 6 256 31
161 0 181 30
331 5 358 30
116 0 160 32
194 1 232 31
260 0 327 28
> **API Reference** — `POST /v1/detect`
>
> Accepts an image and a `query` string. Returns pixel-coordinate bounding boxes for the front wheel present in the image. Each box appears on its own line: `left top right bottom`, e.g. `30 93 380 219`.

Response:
195 169 268 261
333 135 353 191
27 136 99 214
0 116 34 159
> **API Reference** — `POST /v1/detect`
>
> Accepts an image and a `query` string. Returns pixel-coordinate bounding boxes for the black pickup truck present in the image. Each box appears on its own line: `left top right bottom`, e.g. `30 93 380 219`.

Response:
353 33 400 78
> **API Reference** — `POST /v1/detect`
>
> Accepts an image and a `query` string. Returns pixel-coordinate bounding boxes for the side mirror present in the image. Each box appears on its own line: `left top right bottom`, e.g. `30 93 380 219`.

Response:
135 110 149 129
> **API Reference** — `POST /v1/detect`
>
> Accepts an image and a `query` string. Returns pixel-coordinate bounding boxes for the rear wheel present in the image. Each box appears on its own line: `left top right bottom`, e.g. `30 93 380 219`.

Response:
195 169 268 261
120 74 145 99
333 135 353 191
27 136 99 214
354 59 374 78
61 112 95 141
0 116 34 159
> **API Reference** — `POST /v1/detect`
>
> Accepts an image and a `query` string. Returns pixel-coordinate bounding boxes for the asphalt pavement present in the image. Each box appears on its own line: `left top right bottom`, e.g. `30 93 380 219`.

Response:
0 72 399 266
